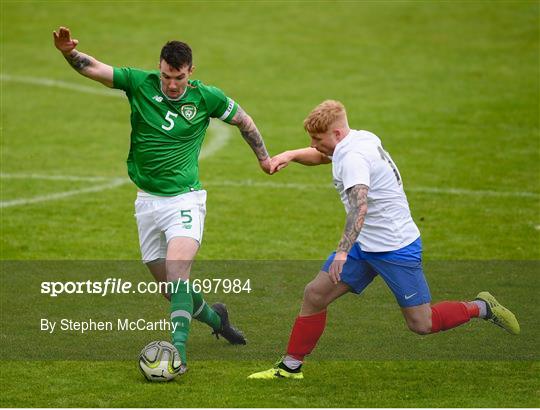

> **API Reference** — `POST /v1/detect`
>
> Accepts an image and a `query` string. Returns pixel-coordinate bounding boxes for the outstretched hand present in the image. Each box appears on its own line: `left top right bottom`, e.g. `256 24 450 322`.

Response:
53 27 79 54
269 151 293 174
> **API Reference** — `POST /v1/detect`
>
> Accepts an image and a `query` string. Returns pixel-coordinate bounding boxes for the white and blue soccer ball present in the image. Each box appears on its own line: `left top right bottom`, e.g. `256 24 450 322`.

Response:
138 341 182 382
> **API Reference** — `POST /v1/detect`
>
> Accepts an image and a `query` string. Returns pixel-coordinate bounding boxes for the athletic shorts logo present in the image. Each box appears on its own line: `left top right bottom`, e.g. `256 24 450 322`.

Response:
181 104 197 120
404 292 417 300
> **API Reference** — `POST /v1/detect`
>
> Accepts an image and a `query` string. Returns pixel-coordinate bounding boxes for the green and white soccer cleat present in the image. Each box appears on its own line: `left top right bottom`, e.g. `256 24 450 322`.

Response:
248 361 304 380
476 291 520 335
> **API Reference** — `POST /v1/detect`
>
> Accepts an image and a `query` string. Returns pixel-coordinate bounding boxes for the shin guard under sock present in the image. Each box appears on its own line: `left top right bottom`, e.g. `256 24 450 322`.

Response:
286 310 327 361
430 301 472 333
170 280 193 364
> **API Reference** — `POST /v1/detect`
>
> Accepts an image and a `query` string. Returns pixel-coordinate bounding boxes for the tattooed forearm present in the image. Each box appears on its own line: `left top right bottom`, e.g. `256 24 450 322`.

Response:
230 106 269 161
337 184 369 253
63 50 92 72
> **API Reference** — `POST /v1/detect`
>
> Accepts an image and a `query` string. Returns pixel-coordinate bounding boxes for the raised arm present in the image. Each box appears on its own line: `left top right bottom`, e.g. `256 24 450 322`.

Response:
328 184 369 283
270 147 331 173
229 105 271 174
53 27 113 88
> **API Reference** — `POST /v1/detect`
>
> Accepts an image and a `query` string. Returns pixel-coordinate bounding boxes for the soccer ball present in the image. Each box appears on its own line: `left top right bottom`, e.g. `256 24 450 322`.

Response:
138 341 182 382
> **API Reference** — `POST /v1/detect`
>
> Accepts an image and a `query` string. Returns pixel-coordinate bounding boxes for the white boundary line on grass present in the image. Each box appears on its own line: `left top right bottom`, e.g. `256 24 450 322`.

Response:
1 174 538 209
199 120 231 160
1 74 124 97
406 186 539 198
1 74 232 208
205 180 540 198
0 178 129 208
0 173 113 182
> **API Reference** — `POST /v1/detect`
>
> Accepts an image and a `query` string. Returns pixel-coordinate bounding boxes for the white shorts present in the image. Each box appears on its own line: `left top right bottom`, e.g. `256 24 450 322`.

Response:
134 190 207 262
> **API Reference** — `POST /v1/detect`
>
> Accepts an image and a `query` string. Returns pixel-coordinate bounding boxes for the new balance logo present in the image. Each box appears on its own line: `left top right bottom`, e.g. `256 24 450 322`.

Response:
152 95 163 103
404 293 417 300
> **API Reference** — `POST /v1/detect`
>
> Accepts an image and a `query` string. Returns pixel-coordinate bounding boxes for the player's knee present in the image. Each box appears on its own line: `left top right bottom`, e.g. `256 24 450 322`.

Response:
303 282 327 310
406 318 432 335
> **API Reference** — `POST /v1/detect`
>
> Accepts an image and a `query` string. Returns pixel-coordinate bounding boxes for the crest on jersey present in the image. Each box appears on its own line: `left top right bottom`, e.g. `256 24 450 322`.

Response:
180 104 197 121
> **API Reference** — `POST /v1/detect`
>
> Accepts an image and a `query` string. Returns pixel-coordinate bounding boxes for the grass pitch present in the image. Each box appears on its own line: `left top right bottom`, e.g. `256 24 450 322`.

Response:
1 0 539 407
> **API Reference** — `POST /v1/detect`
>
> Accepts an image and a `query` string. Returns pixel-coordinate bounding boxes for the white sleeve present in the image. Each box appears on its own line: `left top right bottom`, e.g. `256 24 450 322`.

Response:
340 152 371 190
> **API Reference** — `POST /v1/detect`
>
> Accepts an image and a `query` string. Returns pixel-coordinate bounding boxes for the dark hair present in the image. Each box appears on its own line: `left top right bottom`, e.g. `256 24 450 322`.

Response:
160 41 192 70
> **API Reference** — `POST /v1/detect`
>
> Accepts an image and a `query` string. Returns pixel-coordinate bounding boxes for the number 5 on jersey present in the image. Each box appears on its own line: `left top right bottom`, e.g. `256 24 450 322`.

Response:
162 111 178 131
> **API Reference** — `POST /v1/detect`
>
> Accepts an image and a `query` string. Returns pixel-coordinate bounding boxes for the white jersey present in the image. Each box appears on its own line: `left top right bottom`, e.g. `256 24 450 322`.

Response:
331 129 420 252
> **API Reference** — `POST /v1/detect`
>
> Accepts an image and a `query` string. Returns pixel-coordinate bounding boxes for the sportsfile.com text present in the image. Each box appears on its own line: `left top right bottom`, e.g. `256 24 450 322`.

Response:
41 278 252 297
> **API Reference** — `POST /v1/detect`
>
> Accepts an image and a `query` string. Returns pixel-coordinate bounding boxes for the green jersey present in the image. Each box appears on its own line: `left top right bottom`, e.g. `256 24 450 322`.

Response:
113 67 238 196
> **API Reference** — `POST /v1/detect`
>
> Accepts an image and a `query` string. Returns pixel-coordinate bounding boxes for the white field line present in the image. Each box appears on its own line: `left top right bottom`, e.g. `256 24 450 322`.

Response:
1 173 538 203
406 186 539 199
0 178 129 208
203 180 540 198
0 173 114 182
0 74 124 97
200 120 231 160
1 74 231 208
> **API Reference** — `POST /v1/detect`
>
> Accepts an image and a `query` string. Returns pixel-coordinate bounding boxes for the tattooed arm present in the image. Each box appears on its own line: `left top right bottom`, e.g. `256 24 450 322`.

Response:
337 184 369 253
229 105 272 174
53 27 113 87
328 184 369 284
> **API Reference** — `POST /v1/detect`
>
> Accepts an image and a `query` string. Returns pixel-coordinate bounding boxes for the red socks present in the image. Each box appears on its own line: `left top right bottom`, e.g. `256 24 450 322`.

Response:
286 302 479 357
464 301 480 318
430 301 476 333
286 310 327 360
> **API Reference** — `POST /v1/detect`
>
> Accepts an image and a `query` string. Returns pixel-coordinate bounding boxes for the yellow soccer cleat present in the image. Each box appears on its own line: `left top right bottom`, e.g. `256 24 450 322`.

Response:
248 362 304 380
476 291 520 335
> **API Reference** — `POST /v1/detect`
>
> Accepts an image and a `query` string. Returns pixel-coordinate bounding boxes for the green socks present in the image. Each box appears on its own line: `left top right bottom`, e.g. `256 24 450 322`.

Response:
190 285 222 331
170 280 192 365
170 281 223 365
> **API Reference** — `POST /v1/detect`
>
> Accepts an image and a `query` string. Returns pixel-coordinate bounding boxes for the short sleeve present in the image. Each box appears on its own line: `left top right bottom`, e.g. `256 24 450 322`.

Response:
113 67 151 93
113 67 130 91
200 84 238 123
341 152 371 190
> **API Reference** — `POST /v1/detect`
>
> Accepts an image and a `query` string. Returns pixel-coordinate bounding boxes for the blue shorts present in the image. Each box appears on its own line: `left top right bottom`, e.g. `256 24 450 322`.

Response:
322 237 431 308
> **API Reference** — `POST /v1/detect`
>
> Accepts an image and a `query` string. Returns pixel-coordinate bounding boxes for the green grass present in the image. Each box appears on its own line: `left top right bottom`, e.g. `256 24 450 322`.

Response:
1 0 539 407
1 361 538 408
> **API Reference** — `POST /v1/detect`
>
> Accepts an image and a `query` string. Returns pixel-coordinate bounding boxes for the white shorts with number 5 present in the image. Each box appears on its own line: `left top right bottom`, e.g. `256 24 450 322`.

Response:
134 190 207 262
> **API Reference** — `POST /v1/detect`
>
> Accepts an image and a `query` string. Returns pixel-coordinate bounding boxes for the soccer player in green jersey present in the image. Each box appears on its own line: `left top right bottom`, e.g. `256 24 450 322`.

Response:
54 26 270 372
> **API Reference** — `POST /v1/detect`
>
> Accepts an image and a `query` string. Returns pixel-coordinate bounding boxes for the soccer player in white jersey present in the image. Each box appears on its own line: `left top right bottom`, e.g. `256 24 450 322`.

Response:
248 100 520 379
53 27 271 372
